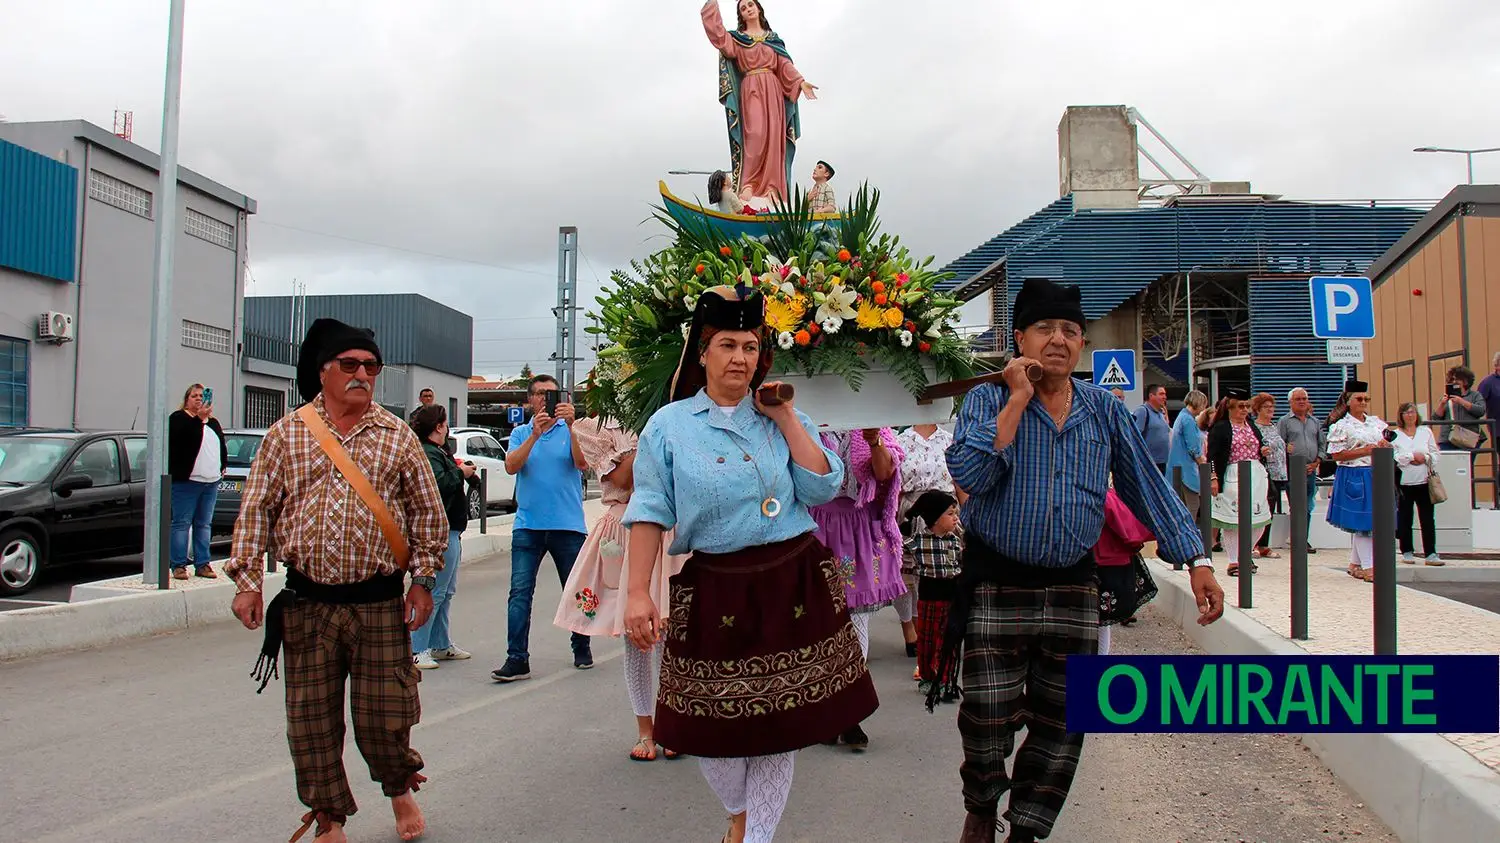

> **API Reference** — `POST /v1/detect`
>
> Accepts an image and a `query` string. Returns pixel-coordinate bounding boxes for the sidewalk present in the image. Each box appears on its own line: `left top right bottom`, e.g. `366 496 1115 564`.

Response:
1147 545 1500 842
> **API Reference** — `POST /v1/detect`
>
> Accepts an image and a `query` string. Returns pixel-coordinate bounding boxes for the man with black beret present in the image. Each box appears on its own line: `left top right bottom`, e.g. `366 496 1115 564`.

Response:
935 279 1225 843
226 318 449 843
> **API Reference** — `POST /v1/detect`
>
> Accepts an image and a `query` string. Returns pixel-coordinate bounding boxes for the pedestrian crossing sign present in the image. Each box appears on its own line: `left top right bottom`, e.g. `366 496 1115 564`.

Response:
1091 349 1136 391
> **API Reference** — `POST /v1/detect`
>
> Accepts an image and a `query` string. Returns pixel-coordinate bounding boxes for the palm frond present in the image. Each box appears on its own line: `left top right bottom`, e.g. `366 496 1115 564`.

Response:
837 183 881 256
763 185 818 261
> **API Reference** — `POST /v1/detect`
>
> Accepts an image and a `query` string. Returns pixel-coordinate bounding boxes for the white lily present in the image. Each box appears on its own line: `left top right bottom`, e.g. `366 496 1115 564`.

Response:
765 254 801 284
814 282 858 326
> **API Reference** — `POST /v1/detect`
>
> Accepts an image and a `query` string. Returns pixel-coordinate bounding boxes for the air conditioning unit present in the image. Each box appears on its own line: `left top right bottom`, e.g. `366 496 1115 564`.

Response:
38 311 75 343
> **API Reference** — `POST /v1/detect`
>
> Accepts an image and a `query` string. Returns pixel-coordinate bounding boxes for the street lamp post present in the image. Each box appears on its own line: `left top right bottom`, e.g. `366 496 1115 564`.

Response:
1413 146 1500 184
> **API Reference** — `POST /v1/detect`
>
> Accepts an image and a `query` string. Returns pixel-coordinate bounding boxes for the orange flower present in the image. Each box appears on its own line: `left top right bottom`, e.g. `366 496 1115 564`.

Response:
837 248 852 262
883 307 904 328
871 281 886 294
918 341 932 353
794 330 812 346
695 263 705 274
719 246 732 257
808 322 820 335
874 293 888 306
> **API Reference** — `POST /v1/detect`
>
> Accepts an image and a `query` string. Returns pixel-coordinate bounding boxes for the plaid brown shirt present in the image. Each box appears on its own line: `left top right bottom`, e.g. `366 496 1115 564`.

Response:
224 395 448 593
904 527 964 580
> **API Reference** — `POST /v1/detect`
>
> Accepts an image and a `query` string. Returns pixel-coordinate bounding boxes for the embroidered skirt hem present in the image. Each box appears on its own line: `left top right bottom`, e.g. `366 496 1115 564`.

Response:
654 533 879 758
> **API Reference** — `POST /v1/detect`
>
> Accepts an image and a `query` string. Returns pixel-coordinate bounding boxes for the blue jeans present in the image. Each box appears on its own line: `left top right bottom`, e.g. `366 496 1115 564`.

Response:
170 480 218 570
412 530 462 654
507 528 589 662
1304 477 1319 545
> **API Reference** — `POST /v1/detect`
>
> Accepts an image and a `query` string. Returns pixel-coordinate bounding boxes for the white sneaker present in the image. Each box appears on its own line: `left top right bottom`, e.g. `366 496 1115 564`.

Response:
432 645 471 661
1401 552 1416 564
1425 554 1445 566
413 650 439 669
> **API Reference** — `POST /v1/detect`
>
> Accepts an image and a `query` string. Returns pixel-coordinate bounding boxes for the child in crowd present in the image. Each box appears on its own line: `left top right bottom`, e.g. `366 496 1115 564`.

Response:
1094 487 1161 655
901 490 963 701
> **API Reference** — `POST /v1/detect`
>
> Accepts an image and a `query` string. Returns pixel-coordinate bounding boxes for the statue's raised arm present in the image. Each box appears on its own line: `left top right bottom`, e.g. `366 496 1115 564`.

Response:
701 0 817 203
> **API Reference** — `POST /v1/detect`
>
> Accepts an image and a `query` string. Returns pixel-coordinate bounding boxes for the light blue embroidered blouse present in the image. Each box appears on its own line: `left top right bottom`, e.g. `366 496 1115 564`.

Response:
622 389 846 556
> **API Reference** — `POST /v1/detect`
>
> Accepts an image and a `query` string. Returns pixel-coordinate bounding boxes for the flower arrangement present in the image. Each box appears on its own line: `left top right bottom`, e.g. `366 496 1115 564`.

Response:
585 184 975 433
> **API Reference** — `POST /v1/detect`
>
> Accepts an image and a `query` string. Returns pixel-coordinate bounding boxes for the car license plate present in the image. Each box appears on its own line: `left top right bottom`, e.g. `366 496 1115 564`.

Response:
219 479 244 493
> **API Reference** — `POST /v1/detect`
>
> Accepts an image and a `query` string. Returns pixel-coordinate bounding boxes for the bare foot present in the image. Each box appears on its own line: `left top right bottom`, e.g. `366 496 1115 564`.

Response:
313 822 347 843
392 793 426 840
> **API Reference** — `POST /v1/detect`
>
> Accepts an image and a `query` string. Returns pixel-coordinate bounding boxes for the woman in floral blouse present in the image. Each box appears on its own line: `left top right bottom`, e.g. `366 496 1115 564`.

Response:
554 415 686 762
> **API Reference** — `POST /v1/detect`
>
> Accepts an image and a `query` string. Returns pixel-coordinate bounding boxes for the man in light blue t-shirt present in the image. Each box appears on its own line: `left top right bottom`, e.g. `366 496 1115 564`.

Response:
491 374 590 683
1131 384 1172 474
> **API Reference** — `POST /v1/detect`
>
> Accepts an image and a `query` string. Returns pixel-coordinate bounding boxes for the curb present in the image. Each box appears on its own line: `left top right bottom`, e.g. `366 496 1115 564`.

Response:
1145 559 1500 843
1394 565 1500 584
0 525 513 664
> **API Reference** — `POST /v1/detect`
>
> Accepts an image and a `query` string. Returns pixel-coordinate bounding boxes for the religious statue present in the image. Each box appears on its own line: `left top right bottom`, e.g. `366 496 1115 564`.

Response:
701 0 818 204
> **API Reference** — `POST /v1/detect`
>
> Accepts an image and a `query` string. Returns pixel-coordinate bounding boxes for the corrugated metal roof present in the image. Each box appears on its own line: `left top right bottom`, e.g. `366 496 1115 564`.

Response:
1249 277 1346 411
0 138 77 282
244 294 473 378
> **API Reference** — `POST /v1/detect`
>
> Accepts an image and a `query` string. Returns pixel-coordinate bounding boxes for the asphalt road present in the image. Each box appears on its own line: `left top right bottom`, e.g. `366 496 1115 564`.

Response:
1404 581 1500 616
0 552 1397 843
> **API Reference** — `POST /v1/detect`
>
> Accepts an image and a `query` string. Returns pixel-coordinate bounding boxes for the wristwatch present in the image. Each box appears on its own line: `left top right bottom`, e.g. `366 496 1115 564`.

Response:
1187 556 1214 570
410 575 437 591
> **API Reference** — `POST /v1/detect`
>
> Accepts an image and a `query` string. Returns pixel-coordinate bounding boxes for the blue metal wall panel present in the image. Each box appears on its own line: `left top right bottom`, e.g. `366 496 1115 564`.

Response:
0 139 78 282
1248 277 1346 411
244 294 472 377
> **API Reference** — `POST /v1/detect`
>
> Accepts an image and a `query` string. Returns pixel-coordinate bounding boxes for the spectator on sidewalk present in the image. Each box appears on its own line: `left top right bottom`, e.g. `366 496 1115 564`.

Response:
1479 352 1500 447
493 374 592 682
1166 390 1210 515
168 383 226 580
1393 401 1443 566
1251 392 1286 559
1276 387 1326 553
1432 365 1488 452
410 405 476 669
409 387 436 422
1132 384 1172 474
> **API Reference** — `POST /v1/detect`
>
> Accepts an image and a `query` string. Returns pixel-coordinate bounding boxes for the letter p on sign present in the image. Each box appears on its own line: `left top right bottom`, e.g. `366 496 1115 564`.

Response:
1310 276 1375 340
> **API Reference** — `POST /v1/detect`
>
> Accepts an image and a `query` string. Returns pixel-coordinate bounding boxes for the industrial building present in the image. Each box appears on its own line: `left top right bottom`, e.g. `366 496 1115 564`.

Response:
939 105 1426 411
241 294 474 426
0 119 263 429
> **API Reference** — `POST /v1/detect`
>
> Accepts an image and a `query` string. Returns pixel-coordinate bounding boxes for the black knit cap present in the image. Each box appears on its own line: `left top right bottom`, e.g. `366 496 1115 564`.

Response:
1344 379 1369 393
296 318 383 402
908 490 956 531
1223 387 1251 401
1012 278 1086 346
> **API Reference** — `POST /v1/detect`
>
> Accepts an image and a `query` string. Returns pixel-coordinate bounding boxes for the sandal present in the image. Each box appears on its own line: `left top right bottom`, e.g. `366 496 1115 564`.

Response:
629 737 657 762
1227 564 1240 577
663 747 683 760
1347 564 1360 578
1255 548 1280 559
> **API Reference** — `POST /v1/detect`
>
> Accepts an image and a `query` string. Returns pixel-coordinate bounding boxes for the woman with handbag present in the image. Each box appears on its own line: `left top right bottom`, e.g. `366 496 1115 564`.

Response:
1432 365 1488 452
1393 402 1444 566
1206 388 1274 578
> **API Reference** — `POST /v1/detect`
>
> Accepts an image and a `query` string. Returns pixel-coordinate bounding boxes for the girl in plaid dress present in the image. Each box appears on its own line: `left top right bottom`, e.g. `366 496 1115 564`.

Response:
902 490 963 699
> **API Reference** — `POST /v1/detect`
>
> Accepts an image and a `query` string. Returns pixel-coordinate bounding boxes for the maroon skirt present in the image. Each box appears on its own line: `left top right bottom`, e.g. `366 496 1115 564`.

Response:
654 533 879 758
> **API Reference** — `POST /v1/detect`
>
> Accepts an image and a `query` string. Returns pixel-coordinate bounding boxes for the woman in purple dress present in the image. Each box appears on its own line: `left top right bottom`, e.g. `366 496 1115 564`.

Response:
810 426 906 751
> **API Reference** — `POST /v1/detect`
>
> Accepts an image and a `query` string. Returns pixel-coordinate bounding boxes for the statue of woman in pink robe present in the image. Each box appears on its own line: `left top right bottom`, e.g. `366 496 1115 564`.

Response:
701 0 819 203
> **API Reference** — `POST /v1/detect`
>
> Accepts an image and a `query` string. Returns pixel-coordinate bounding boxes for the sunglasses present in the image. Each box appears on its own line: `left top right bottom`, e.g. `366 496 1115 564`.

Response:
331 357 383 375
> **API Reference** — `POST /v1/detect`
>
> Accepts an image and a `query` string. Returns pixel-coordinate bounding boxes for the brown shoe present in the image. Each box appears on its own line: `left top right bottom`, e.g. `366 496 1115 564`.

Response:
960 812 1001 843
172 567 190 581
194 565 218 579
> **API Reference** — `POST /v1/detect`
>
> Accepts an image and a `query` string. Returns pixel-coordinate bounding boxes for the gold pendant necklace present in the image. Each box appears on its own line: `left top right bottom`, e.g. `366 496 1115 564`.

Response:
728 416 783 518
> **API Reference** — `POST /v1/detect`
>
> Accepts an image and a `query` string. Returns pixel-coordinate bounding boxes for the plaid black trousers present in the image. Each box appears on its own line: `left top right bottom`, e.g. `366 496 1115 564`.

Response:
283 596 424 817
957 582 1098 838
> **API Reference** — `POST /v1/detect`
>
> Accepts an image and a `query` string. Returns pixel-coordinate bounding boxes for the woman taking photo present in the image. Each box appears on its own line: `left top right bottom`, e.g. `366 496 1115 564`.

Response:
1206 388 1273 578
622 286 876 843
1325 380 1393 582
409 405 475 668
1166 390 1210 515
167 383 227 580
1392 402 1443 565
553 412 688 762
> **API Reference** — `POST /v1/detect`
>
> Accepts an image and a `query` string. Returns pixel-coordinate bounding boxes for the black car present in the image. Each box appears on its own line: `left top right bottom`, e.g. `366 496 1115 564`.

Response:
211 428 267 536
0 430 150 596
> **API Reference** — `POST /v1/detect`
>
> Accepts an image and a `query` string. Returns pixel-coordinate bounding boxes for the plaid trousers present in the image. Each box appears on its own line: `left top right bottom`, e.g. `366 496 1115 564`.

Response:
957 582 1098 838
283 596 424 818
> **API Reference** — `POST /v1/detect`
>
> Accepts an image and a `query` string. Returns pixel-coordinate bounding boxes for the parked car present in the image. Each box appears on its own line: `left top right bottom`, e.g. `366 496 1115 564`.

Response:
447 427 517 518
211 428 267 537
0 429 150 596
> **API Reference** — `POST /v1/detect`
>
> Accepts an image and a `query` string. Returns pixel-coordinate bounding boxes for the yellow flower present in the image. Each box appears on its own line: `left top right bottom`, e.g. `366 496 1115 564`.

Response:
883 307 905 328
765 295 808 334
855 299 887 330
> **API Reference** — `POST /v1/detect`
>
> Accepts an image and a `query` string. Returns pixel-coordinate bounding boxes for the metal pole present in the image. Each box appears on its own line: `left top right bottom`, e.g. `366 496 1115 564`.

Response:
1172 465 1185 570
1467 152 1474 185
1287 455 1309 640
142 0 186 587
1238 460 1253 609
477 468 489 534
1184 270 1194 387
1198 462 1214 566
157 475 172 590
1373 447 1398 654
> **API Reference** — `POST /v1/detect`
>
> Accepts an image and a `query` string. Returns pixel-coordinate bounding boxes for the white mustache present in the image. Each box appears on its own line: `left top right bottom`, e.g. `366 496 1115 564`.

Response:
345 379 371 391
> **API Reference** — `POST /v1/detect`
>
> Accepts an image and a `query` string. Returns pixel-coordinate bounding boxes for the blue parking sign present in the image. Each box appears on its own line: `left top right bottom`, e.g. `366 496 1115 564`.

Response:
1309 276 1375 339
507 406 525 425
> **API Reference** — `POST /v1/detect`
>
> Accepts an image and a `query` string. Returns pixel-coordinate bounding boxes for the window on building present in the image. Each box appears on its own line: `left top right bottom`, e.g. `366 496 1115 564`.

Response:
184 208 236 250
181 320 232 354
87 170 153 219
0 337 28 428
244 386 286 429
449 396 458 423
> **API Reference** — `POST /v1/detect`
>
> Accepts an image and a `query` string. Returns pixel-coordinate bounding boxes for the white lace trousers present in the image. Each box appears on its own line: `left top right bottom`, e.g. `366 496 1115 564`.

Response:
624 641 661 718
699 753 796 843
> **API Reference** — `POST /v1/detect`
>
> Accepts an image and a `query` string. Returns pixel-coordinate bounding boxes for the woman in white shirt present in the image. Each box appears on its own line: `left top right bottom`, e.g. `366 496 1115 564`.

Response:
1325 379 1393 582
1392 402 1443 565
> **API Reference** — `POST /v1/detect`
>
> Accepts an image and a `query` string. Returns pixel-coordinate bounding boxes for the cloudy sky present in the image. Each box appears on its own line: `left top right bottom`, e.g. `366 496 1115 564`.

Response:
4 0 1498 377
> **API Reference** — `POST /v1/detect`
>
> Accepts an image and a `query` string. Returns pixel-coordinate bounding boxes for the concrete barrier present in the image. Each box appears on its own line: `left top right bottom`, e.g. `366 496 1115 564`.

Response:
1146 559 1500 843
1 527 512 663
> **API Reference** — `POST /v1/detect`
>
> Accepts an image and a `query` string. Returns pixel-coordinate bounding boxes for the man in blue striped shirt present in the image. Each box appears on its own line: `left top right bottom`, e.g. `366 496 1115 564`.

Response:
936 278 1224 843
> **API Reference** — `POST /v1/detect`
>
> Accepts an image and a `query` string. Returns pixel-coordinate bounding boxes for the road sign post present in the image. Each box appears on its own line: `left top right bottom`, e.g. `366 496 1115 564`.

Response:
1091 349 1137 392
